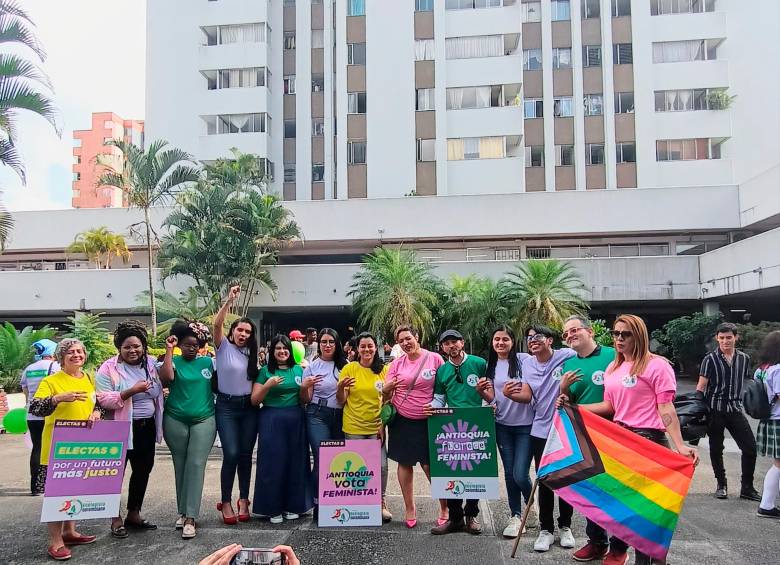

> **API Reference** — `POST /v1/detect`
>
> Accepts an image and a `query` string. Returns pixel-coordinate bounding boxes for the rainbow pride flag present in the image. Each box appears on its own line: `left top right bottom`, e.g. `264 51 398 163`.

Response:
537 405 695 561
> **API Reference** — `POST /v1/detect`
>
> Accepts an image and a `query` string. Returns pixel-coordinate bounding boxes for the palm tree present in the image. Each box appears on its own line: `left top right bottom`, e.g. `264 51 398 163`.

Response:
135 287 237 338
0 321 56 391
66 226 132 269
95 140 200 336
348 247 442 344
0 0 60 248
502 259 589 334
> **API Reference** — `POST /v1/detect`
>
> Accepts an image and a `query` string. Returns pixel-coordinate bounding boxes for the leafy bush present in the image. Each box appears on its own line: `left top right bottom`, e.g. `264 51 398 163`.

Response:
651 313 722 375
63 313 115 371
0 323 57 392
735 321 780 369
592 319 613 348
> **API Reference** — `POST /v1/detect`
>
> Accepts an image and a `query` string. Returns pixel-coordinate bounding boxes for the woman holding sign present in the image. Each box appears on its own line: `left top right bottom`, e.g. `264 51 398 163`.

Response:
337 331 391 522
251 335 313 523
29 338 101 561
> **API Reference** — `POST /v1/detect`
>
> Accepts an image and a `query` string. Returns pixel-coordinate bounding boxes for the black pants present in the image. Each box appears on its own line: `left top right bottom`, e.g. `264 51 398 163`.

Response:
28 420 45 494
447 498 479 522
585 518 628 553
126 417 157 512
531 435 573 532
707 410 757 488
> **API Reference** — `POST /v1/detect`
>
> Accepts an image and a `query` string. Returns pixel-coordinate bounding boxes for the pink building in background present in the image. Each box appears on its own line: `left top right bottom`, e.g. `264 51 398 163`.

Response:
72 112 144 208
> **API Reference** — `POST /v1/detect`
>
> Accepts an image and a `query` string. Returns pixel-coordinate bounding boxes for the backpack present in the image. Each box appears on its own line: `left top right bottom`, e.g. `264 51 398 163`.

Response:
743 378 771 420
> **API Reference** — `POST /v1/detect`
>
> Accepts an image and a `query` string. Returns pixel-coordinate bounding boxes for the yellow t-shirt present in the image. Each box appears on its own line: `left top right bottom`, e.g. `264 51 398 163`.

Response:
34 371 96 465
340 362 387 435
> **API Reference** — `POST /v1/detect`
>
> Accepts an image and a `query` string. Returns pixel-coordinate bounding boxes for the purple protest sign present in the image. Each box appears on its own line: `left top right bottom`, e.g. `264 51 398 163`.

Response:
41 420 129 522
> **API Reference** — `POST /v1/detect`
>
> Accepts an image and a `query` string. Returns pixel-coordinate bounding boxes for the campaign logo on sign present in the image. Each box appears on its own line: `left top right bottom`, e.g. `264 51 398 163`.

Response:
552 367 563 381
433 420 492 471
621 374 638 388
325 451 376 494
445 480 465 495
591 371 605 385
422 369 435 381
57 498 107 518
201 368 212 379
466 374 479 387
331 508 351 523
59 499 82 517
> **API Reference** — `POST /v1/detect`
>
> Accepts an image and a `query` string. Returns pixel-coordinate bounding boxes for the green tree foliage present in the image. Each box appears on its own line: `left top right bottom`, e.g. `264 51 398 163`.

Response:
734 321 780 369
66 226 132 269
63 313 114 371
0 322 56 391
591 319 614 348
651 312 722 375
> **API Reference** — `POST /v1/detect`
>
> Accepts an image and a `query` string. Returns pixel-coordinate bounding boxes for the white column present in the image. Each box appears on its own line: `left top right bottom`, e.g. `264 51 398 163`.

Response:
296 2 313 200
540 0 556 192
570 0 587 190
334 0 348 200
600 0 618 189
434 0 448 195
323 0 335 199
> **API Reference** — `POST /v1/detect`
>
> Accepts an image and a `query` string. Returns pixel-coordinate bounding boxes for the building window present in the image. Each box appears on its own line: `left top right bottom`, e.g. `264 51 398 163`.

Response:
654 88 723 112
551 0 570 21
348 42 367 64
616 142 636 163
553 97 574 117
523 98 543 118
416 0 434 11
652 39 718 63
204 23 267 46
613 43 633 64
312 74 325 92
656 138 723 161
581 0 600 18
584 94 603 116
347 0 365 16
73 138 82 148
446 0 504 9
347 92 367 114
284 164 296 183
284 119 296 138
311 30 324 48
103 136 113 143
103 120 114 130
556 144 575 166
312 119 325 136
348 141 367 164
284 75 296 94
417 139 436 162
446 35 506 59
523 48 542 70
73 172 81 181
205 113 268 135
414 39 435 61
446 83 522 110
205 67 266 90
312 164 325 182
614 92 634 113
582 45 602 67
611 0 631 16
283 0 295 5
284 32 296 50
586 143 605 165
416 88 435 111
524 145 544 167
521 1 541 22
651 0 716 16
447 136 507 160
552 48 572 69
74 155 81 165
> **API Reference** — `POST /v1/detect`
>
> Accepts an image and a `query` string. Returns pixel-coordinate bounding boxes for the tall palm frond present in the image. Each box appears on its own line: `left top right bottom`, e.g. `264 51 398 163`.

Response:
0 195 10 250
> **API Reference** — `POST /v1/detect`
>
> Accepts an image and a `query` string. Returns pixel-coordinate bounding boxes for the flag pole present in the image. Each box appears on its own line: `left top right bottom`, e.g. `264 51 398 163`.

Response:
510 478 539 558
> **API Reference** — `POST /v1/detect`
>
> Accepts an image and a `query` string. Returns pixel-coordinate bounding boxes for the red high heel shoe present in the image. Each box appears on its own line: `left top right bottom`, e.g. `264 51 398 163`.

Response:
217 501 238 525
237 499 251 522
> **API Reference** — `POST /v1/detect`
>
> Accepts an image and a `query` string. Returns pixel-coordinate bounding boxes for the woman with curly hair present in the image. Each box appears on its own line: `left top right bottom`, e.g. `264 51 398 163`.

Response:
159 320 216 540
95 320 164 538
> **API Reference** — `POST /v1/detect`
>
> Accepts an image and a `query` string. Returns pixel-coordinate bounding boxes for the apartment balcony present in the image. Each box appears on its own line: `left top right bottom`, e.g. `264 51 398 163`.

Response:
199 86 270 117
654 109 732 141
652 11 727 43
198 43 268 74
446 54 524 89
445 5 522 37
198 131 269 162
652 60 729 91
199 0 268 28
446 157 524 196
446 106 524 138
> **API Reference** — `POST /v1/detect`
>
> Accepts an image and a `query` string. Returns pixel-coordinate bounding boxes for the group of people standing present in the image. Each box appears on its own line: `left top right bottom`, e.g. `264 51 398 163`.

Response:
18 284 780 563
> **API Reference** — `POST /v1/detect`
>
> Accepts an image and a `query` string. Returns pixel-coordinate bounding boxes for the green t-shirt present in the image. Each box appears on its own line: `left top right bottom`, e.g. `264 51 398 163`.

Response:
165 355 215 424
256 365 303 408
562 345 616 405
434 354 487 408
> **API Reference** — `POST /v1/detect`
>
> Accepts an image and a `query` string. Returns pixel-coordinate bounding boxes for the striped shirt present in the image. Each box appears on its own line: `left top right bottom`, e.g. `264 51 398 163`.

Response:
699 349 751 413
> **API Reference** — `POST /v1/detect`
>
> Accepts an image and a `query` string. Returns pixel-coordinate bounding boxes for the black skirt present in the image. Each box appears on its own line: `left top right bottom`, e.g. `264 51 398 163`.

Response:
387 414 430 466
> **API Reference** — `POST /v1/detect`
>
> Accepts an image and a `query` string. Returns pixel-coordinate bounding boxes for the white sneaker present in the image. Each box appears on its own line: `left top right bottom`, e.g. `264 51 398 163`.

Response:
559 526 576 548
270 515 283 524
533 530 555 552
502 515 524 538
181 521 196 539
525 505 538 529
174 515 185 529
283 512 299 520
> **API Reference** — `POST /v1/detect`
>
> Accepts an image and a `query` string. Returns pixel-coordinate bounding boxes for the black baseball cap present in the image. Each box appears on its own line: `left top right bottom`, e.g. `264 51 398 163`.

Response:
439 329 464 343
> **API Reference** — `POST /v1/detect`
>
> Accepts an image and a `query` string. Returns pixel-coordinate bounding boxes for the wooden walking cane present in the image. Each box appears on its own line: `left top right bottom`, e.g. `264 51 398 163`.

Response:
510 478 539 558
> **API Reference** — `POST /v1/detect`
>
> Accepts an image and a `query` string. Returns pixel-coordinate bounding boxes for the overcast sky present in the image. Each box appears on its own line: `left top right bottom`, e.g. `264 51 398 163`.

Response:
1 0 146 211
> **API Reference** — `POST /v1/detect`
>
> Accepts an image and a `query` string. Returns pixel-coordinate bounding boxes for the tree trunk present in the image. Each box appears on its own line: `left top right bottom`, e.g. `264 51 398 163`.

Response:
145 208 157 337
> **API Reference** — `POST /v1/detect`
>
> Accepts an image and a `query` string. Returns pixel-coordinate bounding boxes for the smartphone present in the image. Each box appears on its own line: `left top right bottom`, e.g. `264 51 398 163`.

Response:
229 548 285 565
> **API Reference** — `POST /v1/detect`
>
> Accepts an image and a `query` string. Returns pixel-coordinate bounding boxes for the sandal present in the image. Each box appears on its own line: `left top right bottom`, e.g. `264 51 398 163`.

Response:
124 519 157 530
237 499 251 522
47 545 72 561
110 523 129 539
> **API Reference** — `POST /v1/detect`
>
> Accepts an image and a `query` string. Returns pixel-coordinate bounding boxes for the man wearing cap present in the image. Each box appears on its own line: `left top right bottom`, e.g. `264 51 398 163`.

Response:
20 339 59 495
289 330 305 343
427 329 493 536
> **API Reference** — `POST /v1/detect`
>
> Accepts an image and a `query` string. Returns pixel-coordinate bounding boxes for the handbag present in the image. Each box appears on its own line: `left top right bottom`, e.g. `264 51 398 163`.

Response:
380 352 430 426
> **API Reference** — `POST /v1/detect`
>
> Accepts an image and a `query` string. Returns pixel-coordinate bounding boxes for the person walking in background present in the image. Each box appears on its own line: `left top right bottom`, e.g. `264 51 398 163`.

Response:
697 322 760 501
159 321 216 539
337 331 391 522
251 335 313 523
289 330 305 343
754 331 780 519
304 327 319 362
20 338 59 496
213 285 260 525
96 321 164 538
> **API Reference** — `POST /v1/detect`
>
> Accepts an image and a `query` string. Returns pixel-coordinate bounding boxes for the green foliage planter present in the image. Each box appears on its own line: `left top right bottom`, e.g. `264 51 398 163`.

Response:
651 313 722 376
0 323 57 392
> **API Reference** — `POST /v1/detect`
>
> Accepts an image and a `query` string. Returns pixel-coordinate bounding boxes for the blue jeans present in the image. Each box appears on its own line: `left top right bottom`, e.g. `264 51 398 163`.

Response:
215 394 258 502
495 423 533 517
305 403 344 503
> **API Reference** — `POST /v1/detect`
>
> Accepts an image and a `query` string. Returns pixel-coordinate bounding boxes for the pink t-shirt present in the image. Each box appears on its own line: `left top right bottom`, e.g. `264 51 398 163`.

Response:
387 349 444 420
604 356 677 430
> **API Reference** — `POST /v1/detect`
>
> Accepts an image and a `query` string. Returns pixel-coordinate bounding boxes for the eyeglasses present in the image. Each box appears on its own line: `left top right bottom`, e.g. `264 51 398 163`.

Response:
610 330 633 340
561 327 584 340
526 334 547 343
319 339 336 346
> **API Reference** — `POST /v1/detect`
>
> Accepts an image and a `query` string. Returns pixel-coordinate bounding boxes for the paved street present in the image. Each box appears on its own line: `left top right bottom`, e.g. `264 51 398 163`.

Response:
1 395 778 564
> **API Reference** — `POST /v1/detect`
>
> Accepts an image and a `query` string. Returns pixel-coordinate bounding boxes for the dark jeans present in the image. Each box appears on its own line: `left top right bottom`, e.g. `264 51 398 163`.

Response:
707 410 757 488
305 403 344 503
28 419 45 494
531 435 573 532
215 394 258 502
585 518 628 553
447 498 479 522
126 417 157 512
495 423 533 517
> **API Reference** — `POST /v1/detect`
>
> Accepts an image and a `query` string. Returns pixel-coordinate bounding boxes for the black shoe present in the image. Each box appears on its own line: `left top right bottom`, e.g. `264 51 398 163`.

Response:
430 519 465 535
756 507 780 519
739 487 761 502
714 485 728 499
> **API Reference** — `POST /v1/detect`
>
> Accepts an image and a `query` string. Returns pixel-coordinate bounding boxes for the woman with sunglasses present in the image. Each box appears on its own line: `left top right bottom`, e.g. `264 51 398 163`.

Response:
300 328 347 515
573 314 698 565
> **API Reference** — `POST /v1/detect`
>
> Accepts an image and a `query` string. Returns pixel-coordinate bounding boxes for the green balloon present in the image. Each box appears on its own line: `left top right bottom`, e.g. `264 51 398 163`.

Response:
291 341 306 364
2 408 28 434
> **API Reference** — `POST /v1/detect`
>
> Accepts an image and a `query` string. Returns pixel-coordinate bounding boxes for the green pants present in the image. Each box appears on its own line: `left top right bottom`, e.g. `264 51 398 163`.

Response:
163 414 216 519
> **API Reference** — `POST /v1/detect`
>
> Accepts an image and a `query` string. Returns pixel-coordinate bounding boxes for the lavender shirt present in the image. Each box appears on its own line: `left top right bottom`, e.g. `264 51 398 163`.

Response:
522 348 576 438
765 364 780 421
304 358 343 409
493 353 533 426
215 339 253 396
